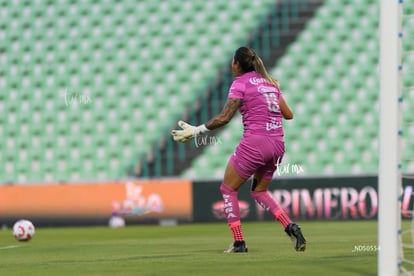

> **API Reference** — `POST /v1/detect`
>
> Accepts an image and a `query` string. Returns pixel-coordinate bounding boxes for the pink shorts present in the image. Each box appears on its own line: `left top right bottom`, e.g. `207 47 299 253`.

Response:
229 134 285 180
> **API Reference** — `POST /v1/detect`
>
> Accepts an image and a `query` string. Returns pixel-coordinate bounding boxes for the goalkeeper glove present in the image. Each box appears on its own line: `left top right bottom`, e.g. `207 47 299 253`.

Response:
171 120 209 143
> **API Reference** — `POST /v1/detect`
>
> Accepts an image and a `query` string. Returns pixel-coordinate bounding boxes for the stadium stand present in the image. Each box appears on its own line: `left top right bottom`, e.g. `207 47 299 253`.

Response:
183 0 414 178
401 4 414 174
0 0 280 183
2 0 411 183
135 0 322 178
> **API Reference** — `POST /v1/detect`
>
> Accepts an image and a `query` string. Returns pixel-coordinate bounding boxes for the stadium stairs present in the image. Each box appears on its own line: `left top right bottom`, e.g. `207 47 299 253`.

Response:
131 0 324 178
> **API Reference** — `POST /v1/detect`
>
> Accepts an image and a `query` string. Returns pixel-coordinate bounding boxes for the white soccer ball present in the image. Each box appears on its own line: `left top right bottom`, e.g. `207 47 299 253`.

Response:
13 219 35 241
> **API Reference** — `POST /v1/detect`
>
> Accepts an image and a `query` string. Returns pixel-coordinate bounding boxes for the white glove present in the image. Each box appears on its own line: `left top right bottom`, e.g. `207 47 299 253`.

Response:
171 120 209 143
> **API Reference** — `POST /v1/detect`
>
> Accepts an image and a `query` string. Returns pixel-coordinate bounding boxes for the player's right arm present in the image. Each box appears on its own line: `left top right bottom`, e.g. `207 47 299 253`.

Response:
171 98 241 143
279 96 293 120
205 98 241 130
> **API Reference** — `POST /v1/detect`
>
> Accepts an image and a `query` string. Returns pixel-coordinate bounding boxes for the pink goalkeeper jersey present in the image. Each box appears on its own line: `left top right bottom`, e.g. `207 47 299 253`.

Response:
228 71 284 137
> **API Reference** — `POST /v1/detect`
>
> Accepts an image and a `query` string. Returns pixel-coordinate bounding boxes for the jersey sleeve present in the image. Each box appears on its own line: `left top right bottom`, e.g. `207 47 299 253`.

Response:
227 80 245 99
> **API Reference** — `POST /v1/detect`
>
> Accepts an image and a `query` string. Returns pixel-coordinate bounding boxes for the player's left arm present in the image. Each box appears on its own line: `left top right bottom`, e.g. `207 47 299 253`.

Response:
279 96 293 120
205 98 241 130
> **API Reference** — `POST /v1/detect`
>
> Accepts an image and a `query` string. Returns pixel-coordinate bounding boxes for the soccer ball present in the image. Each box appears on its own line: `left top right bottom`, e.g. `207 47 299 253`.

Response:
13 219 35 241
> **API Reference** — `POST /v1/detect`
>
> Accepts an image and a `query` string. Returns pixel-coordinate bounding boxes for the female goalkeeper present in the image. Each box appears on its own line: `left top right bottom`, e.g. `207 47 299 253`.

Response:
171 47 306 253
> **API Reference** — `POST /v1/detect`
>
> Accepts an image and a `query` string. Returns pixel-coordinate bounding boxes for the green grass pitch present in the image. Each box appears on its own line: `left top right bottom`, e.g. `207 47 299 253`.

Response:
1 221 380 275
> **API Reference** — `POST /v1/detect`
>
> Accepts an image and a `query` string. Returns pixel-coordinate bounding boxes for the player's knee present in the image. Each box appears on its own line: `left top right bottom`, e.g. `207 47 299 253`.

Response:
250 183 265 199
220 183 235 194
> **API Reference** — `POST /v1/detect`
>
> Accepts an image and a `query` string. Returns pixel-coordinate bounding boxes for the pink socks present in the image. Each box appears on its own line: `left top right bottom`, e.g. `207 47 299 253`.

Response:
273 209 292 229
220 183 293 242
220 183 245 242
228 221 244 241
251 190 292 228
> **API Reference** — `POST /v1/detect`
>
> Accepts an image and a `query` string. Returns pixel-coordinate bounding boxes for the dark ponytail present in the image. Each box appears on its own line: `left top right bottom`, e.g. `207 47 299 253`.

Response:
234 47 280 87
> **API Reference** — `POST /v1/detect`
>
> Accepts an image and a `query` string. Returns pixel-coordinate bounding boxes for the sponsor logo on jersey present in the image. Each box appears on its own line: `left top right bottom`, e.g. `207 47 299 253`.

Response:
258 85 277 93
266 121 282 131
249 77 268 85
